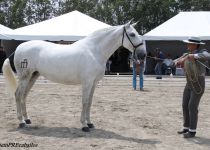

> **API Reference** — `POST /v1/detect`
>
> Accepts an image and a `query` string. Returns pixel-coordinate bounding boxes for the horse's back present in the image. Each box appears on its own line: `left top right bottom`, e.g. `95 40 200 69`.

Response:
14 41 64 79
15 40 60 55
15 40 54 59
14 40 103 84
14 40 54 70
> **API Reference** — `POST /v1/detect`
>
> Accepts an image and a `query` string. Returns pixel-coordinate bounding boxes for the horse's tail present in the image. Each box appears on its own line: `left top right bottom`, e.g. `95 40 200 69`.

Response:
2 58 17 96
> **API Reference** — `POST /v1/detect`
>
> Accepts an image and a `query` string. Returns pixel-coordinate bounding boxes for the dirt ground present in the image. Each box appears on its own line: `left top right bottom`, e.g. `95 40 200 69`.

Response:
0 75 210 150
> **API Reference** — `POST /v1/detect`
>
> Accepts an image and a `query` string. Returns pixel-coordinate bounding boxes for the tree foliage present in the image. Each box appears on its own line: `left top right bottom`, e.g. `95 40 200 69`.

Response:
25 0 56 25
0 0 209 33
0 0 27 28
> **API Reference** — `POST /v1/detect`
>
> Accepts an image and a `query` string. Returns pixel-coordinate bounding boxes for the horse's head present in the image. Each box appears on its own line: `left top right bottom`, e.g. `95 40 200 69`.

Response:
122 20 146 60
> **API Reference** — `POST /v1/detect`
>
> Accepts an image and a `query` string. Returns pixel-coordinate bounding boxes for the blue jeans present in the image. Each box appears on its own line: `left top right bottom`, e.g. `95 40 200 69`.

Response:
133 62 144 90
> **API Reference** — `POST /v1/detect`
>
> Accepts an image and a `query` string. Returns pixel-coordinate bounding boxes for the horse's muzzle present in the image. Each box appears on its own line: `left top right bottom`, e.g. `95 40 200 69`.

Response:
138 53 146 60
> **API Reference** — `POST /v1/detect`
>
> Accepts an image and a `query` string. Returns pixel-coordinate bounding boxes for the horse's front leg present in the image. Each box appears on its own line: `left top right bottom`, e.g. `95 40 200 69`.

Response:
81 83 93 132
86 83 97 129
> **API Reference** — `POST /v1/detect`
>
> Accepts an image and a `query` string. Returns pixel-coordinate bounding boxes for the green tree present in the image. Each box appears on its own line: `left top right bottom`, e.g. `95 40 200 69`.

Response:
94 0 141 25
137 0 179 34
1 0 210 32
177 0 210 11
93 0 179 34
0 0 8 25
25 0 56 25
56 0 98 16
0 0 57 28
0 0 27 28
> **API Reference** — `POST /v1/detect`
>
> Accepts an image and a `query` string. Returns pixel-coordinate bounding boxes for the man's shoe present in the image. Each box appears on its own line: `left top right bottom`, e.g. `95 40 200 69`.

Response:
156 76 162 79
177 129 189 134
140 88 144 91
183 131 196 138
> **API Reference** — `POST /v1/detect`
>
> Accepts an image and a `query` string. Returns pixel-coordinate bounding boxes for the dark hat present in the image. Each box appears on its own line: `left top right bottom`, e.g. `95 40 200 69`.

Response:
183 37 205 45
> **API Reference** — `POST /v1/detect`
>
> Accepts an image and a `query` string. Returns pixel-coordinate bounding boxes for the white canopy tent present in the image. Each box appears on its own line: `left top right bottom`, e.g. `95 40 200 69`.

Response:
4 10 111 41
143 11 210 75
143 11 210 41
0 24 13 40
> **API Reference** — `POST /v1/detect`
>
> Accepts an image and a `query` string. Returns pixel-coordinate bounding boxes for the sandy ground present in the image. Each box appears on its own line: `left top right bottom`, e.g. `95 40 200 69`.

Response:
0 75 210 150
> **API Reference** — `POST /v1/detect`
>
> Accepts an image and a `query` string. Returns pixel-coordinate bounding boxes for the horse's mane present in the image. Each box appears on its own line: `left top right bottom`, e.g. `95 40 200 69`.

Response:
85 25 123 40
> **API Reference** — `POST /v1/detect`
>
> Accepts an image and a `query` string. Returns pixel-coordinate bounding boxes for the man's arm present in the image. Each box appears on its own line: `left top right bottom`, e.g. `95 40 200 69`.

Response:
194 49 210 61
173 53 188 65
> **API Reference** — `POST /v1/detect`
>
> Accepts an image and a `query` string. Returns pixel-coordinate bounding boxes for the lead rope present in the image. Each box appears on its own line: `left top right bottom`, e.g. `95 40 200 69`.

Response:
7 51 15 59
146 55 165 61
147 54 209 94
196 59 210 70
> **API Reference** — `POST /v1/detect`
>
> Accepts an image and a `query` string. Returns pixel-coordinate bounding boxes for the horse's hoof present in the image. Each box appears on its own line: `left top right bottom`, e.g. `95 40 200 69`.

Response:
82 127 90 132
19 123 27 128
25 119 31 124
87 123 95 129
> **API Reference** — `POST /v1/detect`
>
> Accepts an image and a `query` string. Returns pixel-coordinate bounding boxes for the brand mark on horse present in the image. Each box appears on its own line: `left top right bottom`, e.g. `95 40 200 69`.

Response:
21 59 28 68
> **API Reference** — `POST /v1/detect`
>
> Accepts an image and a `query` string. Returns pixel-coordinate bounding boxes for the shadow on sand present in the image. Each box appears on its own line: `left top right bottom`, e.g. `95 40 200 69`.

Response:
187 136 210 147
9 126 161 145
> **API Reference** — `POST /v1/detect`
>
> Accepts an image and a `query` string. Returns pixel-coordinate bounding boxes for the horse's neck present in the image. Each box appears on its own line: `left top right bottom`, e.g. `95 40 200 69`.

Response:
88 26 123 64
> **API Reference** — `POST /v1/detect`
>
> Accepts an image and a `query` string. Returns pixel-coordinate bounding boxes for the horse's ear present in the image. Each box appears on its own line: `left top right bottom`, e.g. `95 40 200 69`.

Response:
132 21 139 27
126 18 134 26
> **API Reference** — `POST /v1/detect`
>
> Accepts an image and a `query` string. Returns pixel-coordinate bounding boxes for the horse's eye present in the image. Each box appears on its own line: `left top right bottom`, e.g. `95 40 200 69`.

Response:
130 33 135 37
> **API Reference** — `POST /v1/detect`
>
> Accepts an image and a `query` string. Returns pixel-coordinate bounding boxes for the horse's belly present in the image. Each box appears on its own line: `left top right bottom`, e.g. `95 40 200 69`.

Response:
39 69 81 85
43 75 81 85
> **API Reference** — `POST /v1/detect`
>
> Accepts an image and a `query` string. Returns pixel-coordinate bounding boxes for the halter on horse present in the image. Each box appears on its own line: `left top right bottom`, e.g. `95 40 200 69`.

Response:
2 20 146 132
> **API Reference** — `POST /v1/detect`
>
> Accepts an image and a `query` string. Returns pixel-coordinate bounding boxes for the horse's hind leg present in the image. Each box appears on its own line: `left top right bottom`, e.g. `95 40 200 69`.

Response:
22 72 40 124
15 72 39 128
15 77 31 128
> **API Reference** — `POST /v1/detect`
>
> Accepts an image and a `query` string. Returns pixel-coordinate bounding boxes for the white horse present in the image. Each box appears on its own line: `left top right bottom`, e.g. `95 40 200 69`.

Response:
2 21 146 132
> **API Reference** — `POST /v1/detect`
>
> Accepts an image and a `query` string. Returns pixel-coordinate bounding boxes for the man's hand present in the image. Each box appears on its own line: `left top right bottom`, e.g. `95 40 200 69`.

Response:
174 54 195 67
176 58 185 67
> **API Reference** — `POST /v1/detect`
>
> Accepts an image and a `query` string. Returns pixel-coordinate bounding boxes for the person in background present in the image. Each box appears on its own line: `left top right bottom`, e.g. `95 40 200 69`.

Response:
162 53 175 75
132 53 145 91
145 52 156 74
154 48 164 79
105 59 112 74
175 37 210 138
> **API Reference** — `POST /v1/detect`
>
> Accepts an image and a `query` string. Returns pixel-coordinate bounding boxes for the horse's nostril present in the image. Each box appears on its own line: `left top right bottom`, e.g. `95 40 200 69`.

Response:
140 54 146 59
